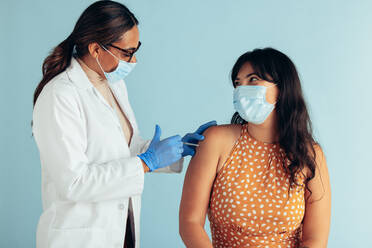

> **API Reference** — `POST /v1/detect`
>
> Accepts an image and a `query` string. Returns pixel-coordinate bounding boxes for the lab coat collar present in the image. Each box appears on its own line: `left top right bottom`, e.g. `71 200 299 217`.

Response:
66 57 95 90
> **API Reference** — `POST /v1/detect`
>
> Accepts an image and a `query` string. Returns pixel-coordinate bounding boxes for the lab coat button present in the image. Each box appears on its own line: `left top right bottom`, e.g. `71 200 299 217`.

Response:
118 203 125 210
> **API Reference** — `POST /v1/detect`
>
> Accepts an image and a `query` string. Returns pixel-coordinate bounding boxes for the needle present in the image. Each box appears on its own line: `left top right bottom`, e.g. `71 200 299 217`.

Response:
183 142 199 147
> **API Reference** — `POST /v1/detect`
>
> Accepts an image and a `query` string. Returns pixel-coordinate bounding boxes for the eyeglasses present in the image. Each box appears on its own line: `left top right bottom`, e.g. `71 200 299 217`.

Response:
107 41 141 62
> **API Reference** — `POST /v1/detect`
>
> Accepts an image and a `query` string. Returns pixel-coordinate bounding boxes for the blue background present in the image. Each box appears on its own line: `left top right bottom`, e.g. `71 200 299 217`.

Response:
1 0 372 247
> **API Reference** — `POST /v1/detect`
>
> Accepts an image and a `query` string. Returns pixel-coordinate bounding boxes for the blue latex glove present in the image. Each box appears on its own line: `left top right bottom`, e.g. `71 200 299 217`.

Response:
138 125 183 172
181 120 217 157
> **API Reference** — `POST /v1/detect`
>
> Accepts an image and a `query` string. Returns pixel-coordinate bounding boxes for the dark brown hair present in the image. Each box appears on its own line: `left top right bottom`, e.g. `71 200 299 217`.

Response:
33 0 138 106
231 48 317 194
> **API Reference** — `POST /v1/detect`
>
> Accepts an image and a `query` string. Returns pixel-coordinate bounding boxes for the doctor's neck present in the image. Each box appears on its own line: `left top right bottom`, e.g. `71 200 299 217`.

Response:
79 55 106 79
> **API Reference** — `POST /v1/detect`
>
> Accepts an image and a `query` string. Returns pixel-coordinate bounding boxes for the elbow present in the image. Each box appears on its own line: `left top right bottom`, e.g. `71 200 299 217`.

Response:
60 181 83 202
179 218 194 243
300 238 328 248
56 176 89 202
178 218 188 241
179 218 204 243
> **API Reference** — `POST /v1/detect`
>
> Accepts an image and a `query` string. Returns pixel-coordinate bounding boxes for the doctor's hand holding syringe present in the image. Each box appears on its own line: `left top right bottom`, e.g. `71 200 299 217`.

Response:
138 121 217 172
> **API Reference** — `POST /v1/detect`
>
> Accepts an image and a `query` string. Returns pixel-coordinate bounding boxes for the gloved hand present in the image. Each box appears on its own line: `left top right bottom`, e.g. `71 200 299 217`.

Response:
182 120 217 157
138 125 183 172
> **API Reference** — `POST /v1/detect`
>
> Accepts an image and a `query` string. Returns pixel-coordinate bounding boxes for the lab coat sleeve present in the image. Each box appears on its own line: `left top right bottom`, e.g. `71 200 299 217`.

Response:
32 83 144 203
136 135 184 173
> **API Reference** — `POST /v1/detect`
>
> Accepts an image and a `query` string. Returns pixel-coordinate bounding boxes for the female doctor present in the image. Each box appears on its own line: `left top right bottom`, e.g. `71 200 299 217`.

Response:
32 1 216 248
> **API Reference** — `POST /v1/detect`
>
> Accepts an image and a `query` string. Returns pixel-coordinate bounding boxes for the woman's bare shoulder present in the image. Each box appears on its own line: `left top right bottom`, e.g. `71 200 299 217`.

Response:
201 124 242 143
195 124 243 171
186 124 243 177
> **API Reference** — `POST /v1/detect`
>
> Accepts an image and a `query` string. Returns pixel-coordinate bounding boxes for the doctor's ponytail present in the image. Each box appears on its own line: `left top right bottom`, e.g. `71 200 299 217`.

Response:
33 0 138 107
33 35 75 106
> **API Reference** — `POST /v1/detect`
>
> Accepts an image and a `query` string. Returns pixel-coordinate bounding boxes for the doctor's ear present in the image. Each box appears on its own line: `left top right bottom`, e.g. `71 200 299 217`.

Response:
88 42 102 59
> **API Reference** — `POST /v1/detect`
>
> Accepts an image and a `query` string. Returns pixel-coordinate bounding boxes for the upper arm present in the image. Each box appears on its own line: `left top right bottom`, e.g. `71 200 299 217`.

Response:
179 126 222 226
33 83 88 193
33 83 87 172
302 145 331 245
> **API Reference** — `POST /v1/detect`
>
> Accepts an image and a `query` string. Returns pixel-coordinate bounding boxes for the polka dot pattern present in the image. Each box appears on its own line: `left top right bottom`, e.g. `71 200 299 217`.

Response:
208 123 305 248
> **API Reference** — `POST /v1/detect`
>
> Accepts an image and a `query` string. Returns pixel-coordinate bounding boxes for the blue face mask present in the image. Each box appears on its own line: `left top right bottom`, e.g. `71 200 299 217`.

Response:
233 85 276 124
96 46 136 83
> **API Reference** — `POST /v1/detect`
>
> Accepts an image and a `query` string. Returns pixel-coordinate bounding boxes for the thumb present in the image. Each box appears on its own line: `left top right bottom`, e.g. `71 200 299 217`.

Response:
151 124 162 143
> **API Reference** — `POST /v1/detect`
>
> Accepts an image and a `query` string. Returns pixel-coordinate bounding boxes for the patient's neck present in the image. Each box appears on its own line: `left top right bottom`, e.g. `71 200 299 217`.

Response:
247 113 279 144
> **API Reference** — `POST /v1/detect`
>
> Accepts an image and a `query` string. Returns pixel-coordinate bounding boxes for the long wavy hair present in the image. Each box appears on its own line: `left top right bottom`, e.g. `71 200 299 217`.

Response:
33 0 138 107
231 48 317 194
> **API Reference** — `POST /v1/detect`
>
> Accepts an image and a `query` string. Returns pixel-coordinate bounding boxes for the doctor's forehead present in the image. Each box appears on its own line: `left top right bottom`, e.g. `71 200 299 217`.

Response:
113 25 140 50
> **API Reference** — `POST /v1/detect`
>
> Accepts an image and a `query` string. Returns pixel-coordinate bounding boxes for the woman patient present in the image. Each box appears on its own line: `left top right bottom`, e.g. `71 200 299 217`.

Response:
179 48 331 248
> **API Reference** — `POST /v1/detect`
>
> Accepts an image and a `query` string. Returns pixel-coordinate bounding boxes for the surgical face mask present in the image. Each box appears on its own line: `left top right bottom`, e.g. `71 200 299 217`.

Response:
96 46 136 83
233 85 276 124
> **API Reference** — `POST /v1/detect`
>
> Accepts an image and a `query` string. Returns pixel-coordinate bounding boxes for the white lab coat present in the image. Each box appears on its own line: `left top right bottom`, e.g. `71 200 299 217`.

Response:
32 57 183 248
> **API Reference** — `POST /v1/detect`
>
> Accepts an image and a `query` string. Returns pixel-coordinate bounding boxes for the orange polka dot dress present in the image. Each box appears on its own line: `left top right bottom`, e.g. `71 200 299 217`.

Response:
208 123 306 247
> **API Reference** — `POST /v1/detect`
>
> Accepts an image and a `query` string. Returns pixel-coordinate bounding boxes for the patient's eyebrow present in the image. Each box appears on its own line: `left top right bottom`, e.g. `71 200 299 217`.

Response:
235 73 259 81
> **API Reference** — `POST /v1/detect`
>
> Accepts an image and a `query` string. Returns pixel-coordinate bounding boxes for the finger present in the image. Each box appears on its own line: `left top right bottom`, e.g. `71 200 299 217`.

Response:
180 143 187 150
189 150 195 157
152 124 162 142
195 120 217 134
187 133 204 141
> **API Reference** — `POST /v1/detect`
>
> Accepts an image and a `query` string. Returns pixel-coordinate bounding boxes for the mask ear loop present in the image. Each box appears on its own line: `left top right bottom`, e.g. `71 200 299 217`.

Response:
95 55 107 76
94 53 116 109
101 45 121 62
265 84 278 106
95 44 120 78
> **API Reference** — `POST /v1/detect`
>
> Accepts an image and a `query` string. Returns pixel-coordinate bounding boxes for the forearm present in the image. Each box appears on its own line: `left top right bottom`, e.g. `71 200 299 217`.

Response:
180 222 213 248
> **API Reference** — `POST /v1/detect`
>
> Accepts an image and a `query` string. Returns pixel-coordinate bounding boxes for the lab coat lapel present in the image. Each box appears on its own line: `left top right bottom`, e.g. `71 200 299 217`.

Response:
67 57 139 149
66 57 124 129
109 81 138 141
